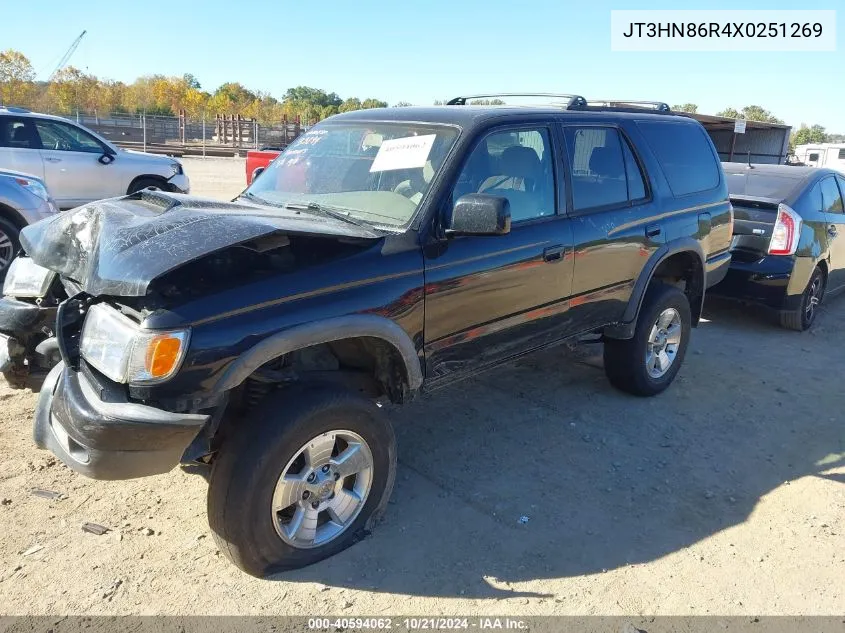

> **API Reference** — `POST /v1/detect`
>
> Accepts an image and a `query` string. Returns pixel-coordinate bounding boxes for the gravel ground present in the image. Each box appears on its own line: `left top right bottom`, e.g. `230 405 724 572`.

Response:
0 156 842 616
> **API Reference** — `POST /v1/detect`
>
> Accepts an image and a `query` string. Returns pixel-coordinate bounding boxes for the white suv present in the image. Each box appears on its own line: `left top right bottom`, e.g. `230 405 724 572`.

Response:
0 106 190 210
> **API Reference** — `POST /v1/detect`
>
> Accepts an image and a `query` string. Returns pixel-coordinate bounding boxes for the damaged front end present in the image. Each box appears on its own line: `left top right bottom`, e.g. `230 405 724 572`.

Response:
16 189 386 479
0 258 69 390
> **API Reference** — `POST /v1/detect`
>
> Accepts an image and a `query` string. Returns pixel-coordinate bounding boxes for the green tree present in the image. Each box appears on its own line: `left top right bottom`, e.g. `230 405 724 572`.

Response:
0 49 36 106
672 103 698 113
283 86 341 108
361 98 387 109
182 73 201 90
717 105 783 124
791 124 828 150
338 97 362 113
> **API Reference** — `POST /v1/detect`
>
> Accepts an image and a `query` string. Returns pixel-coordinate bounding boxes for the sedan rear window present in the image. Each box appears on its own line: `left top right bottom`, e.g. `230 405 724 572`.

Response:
724 171 803 200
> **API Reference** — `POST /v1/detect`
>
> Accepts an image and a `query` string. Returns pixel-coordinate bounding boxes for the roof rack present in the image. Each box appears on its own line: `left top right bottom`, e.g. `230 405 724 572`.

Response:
0 105 32 114
577 100 672 113
446 93 587 108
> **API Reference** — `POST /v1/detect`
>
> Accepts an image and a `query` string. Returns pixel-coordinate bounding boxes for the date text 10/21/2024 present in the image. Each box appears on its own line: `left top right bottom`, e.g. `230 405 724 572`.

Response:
307 617 528 630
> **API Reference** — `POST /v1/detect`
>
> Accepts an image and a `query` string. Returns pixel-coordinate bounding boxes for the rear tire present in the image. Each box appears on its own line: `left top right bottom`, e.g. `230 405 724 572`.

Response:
128 177 167 194
207 384 396 577
604 282 691 397
0 216 21 281
780 266 824 331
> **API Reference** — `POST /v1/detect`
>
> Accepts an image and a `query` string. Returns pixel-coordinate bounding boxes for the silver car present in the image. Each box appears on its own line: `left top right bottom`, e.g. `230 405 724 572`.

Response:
0 106 189 210
0 168 59 278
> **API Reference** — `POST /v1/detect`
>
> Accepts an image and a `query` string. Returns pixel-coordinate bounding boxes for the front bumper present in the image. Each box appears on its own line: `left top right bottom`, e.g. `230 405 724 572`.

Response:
167 172 190 194
34 362 208 480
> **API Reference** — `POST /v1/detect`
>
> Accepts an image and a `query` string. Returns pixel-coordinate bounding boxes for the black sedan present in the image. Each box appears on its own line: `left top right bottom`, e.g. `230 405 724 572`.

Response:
712 163 845 330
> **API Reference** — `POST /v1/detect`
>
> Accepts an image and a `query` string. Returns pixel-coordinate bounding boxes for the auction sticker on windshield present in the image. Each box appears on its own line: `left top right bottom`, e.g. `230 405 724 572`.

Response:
369 134 436 172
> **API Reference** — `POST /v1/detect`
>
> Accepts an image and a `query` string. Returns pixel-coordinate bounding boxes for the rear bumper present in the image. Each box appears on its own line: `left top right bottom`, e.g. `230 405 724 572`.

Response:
34 363 208 480
709 254 797 311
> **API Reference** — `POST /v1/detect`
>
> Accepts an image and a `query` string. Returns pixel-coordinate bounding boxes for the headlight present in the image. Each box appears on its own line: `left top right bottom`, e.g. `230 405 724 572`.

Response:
14 177 50 201
80 303 189 384
3 257 56 298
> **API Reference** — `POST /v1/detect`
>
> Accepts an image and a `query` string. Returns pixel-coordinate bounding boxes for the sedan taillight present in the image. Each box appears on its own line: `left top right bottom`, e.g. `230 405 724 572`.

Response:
768 204 802 256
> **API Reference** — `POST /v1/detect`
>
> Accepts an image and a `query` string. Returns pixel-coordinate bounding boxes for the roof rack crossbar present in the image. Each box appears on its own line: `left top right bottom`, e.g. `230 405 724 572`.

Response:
579 100 672 113
447 93 587 108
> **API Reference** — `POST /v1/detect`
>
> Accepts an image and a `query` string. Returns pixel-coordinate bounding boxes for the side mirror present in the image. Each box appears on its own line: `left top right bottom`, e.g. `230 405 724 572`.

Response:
251 166 265 182
446 194 511 237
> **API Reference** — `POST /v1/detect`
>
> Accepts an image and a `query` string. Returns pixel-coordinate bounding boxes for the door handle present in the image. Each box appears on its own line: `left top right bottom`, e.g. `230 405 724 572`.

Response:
646 224 661 238
543 245 566 262
828 226 838 238
45 157 62 163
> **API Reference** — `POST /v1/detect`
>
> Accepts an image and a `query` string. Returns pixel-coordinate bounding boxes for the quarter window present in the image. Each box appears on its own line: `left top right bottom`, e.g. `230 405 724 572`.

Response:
637 120 720 196
452 128 556 222
35 119 104 153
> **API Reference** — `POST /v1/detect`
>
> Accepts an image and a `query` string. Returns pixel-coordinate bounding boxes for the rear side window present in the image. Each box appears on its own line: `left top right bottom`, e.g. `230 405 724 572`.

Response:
820 177 844 214
0 118 38 149
564 127 647 212
838 149 845 160
637 121 720 196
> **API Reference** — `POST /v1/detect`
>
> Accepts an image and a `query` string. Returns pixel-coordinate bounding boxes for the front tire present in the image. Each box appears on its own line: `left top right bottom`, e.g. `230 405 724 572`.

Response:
207 384 396 577
128 177 167 194
0 216 21 281
780 266 824 331
604 282 691 397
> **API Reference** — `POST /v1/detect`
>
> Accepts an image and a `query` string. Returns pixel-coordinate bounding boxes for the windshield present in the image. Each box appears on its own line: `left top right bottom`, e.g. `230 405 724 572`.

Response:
244 121 459 227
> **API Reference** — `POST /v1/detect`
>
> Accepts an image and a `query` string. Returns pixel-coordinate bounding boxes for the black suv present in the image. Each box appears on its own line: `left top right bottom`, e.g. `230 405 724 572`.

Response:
0 95 732 576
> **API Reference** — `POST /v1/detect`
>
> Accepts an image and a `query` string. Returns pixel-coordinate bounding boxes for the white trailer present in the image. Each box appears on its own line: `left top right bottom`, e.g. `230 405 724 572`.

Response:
794 143 845 173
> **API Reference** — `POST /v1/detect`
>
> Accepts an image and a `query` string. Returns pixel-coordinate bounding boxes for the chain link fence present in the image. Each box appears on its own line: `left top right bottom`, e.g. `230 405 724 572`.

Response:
48 110 309 157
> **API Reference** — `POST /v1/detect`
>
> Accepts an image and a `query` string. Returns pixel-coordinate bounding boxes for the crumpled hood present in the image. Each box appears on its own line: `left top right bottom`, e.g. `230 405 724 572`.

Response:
20 191 382 297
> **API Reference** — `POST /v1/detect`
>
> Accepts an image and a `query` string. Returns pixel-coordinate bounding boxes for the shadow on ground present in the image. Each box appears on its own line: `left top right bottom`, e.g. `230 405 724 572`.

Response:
275 298 845 598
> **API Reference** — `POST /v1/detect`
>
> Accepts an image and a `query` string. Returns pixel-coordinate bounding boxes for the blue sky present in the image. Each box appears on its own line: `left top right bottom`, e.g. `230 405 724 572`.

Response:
2 0 842 130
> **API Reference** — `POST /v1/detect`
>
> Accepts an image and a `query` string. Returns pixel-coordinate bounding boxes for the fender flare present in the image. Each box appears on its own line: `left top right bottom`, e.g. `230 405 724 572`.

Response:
605 238 706 340
213 314 424 393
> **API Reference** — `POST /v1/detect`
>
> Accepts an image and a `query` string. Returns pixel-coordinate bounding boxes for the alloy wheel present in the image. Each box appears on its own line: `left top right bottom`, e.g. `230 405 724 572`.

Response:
645 308 683 379
271 430 374 549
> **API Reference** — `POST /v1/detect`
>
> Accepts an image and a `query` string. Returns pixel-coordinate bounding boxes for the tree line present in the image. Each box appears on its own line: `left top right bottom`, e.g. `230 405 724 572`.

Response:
1 48 840 143
671 103 842 151
0 49 389 125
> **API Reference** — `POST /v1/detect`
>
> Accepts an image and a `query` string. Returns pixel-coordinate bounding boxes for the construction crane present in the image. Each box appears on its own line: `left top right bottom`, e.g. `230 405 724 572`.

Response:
47 30 87 81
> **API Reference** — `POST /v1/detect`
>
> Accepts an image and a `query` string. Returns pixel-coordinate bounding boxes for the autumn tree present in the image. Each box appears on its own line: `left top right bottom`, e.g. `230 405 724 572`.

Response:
0 49 36 106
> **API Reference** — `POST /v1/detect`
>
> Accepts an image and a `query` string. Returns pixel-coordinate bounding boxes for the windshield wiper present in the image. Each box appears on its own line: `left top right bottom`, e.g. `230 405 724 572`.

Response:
282 202 370 228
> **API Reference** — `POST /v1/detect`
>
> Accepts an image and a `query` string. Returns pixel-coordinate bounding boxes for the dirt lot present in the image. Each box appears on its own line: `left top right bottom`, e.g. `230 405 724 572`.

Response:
0 156 842 616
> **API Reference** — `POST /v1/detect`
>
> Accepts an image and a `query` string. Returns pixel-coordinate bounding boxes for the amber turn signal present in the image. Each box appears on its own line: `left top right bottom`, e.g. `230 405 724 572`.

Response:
145 335 184 379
